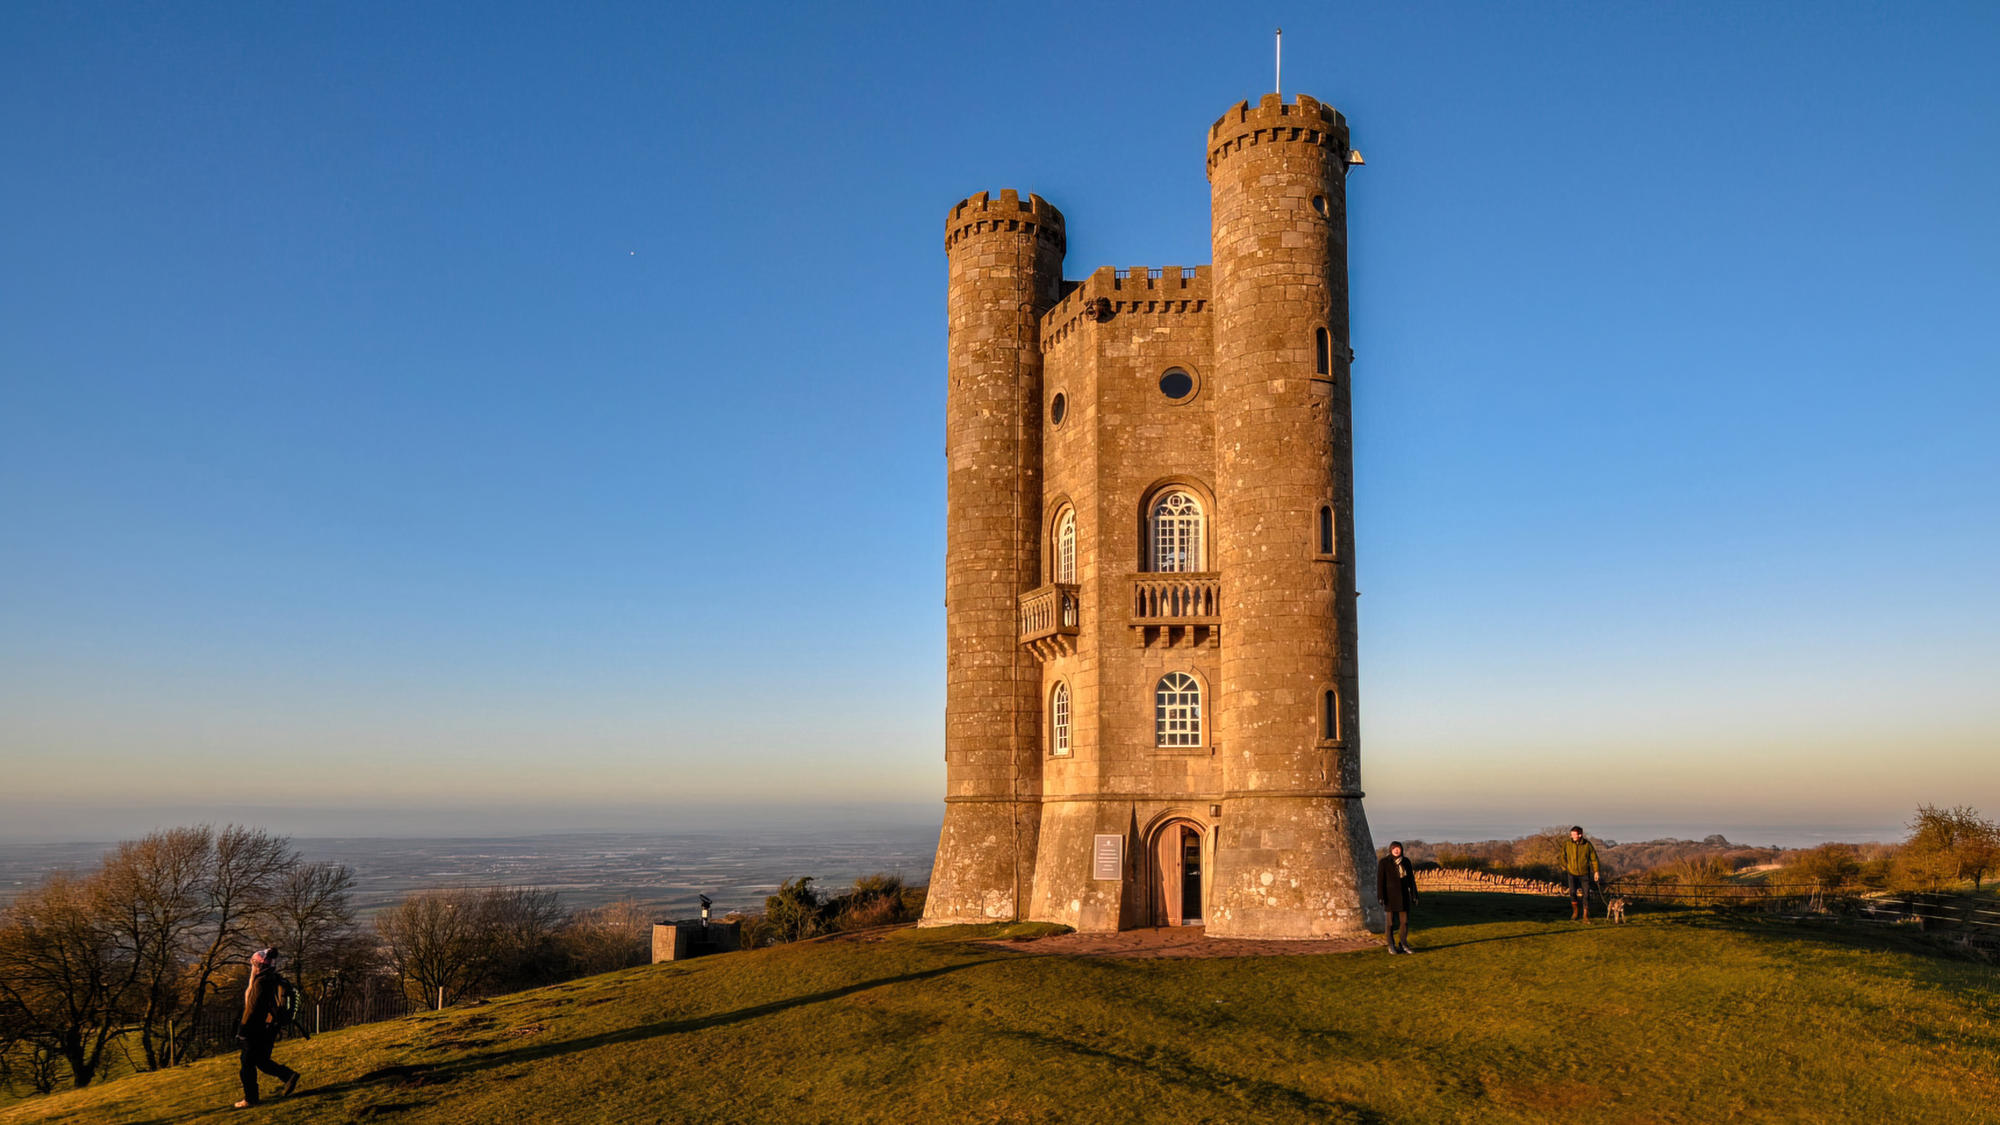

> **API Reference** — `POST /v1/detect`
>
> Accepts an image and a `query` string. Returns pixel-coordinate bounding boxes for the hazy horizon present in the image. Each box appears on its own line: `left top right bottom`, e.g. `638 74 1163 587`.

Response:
0 799 1918 853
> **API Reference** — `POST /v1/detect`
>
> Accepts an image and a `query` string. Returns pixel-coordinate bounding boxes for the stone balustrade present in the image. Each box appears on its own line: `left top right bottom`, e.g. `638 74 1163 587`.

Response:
1131 572 1220 624
1019 583 1080 659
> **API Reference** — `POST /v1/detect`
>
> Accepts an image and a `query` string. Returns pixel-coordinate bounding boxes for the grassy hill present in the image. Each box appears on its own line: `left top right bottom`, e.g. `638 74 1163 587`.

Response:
6 894 1996 1124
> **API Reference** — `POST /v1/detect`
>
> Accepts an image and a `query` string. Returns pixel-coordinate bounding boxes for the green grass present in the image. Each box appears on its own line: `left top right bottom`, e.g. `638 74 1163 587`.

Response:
7 894 1997 1124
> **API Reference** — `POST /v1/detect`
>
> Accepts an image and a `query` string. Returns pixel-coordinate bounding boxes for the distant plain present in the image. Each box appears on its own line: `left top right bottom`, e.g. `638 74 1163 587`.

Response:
0 827 941 917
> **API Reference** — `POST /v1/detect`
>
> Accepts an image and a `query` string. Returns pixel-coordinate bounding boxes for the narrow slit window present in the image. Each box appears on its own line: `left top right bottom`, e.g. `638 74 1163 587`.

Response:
1052 683 1071 756
1323 688 1340 742
1315 328 1331 375
1319 506 1335 555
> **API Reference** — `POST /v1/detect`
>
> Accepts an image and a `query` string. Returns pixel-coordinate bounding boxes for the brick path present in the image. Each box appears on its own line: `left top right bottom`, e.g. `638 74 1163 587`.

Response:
980 925 1380 959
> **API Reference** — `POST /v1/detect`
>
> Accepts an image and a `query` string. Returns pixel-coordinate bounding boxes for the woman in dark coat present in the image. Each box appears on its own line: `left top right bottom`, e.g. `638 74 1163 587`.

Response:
1376 842 1419 954
234 948 300 1108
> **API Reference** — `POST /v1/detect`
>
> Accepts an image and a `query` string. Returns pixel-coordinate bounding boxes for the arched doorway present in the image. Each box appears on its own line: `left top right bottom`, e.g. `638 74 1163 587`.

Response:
1149 819 1207 926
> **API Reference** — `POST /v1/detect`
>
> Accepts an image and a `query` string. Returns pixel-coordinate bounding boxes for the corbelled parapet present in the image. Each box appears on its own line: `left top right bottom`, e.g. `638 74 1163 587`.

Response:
1039 265 1210 350
1206 93 1352 181
945 189 1066 255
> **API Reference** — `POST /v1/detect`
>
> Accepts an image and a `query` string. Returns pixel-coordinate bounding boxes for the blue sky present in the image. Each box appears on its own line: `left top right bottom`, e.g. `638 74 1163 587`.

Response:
2 2 1996 844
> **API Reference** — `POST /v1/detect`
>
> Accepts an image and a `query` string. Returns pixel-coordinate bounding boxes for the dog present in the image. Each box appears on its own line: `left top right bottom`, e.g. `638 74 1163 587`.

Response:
1607 897 1628 924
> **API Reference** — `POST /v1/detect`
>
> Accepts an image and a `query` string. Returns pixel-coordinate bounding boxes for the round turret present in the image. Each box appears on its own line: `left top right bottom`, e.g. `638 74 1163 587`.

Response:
925 188 1066 925
1205 94 1376 939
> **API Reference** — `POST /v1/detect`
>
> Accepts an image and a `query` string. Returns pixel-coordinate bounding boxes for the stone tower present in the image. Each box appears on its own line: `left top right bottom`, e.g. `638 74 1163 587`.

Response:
926 190 1065 923
924 94 1381 938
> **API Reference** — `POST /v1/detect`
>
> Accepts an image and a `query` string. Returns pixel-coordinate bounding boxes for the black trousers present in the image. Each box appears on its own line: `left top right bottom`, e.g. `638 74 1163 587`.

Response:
1384 909 1410 944
239 1026 295 1104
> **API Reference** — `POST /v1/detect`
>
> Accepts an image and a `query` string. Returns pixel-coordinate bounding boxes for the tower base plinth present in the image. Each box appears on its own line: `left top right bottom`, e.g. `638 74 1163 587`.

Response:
1206 794 1383 939
919 798 1039 926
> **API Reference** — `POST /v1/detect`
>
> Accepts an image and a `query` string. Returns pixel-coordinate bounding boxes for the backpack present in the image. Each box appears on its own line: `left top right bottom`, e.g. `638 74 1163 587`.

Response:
272 974 302 1030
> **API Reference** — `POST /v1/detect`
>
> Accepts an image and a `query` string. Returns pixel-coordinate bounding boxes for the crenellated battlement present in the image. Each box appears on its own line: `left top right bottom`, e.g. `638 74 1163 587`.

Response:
945 189 1066 255
1206 93 1350 180
1039 264 1209 349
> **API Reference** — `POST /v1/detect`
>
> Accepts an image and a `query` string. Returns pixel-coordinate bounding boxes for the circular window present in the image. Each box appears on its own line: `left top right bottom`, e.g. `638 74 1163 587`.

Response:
1050 392 1067 425
1159 368 1195 401
1312 195 1329 217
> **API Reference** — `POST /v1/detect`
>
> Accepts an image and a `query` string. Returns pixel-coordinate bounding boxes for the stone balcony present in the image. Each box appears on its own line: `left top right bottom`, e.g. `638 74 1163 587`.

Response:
1130 572 1220 648
1018 582 1080 661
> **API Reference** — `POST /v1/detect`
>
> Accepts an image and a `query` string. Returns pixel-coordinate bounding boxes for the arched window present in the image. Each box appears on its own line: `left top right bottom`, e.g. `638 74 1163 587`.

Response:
1156 672 1202 748
1056 508 1077 584
1315 328 1331 376
1322 687 1340 742
1150 491 1204 572
1319 506 1335 556
1051 682 1071 757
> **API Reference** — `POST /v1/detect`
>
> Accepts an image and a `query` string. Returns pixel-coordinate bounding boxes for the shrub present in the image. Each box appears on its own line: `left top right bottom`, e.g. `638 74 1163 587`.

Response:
762 878 827 944
1790 844 1862 888
830 874 910 932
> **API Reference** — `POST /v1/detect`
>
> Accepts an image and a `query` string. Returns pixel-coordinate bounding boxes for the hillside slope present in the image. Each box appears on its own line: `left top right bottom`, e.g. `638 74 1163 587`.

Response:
7 895 1997 1124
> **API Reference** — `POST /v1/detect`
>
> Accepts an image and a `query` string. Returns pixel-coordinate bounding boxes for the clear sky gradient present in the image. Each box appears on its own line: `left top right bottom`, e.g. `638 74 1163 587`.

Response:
3 2 1996 844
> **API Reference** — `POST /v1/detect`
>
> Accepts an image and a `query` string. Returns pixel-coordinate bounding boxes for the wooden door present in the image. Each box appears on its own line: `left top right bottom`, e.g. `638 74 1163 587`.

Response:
1154 823 1204 926
1155 825 1184 926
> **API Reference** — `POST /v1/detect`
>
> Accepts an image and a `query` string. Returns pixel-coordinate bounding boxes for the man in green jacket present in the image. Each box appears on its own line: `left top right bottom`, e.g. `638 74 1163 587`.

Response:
1561 826 1601 921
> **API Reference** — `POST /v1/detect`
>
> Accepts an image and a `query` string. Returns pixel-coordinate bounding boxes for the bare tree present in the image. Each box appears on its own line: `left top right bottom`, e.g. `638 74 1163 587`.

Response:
0 873 140 1088
562 900 655 976
478 888 567 988
377 889 486 1008
0 824 361 1084
1 1001 70 1097
263 861 358 999
377 887 570 1007
155 826 296 1059
93 826 211 1068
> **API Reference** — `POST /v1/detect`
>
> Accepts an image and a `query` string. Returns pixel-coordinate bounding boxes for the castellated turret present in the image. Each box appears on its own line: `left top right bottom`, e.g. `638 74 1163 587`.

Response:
924 97 1381 938
926 190 1065 924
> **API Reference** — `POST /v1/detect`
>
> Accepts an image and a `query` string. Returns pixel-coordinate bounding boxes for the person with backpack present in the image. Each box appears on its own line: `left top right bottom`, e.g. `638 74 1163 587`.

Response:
1561 826 1603 921
1376 841 1419 954
235 948 302 1108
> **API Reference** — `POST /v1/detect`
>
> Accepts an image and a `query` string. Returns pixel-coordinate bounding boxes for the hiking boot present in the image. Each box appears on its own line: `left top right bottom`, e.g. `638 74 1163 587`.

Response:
281 1072 300 1097
1385 943 1401 954
1397 942 1416 955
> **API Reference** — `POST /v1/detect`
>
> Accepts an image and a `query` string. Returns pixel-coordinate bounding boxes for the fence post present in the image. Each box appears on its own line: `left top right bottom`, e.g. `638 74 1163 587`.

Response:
437 986 444 1012
315 1004 321 1036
